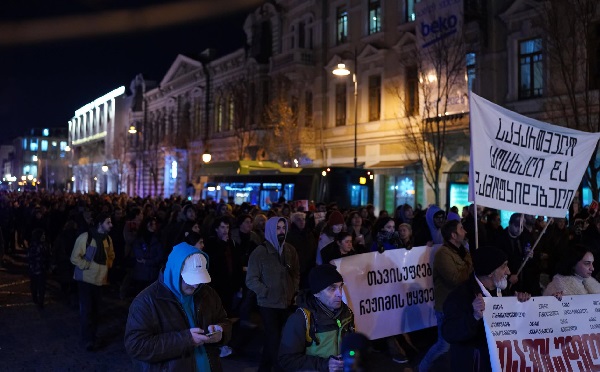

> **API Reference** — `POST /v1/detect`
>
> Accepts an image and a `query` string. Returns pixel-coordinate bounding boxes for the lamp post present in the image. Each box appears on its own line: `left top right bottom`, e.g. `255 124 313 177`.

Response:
332 47 358 168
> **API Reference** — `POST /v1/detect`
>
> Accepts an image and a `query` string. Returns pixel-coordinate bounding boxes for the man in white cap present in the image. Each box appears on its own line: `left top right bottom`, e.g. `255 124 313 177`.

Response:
125 242 231 371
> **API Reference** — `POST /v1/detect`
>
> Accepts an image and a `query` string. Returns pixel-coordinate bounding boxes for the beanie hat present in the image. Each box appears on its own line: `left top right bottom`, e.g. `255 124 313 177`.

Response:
472 246 507 276
327 211 345 227
309 264 344 294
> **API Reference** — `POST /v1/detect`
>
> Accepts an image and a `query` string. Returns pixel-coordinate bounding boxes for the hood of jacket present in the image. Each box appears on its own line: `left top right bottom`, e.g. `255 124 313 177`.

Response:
163 242 209 304
265 217 288 253
426 205 444 244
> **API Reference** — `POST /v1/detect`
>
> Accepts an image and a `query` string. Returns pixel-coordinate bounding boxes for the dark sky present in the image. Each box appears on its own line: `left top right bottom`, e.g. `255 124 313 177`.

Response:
0 1 251 144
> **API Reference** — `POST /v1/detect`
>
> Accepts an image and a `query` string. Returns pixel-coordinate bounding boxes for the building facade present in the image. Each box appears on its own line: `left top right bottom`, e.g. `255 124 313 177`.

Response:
9 128 70 191
70 0 600 211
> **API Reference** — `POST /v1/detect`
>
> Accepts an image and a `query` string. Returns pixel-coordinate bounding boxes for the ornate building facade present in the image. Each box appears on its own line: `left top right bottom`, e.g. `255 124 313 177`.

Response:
68 0 600 211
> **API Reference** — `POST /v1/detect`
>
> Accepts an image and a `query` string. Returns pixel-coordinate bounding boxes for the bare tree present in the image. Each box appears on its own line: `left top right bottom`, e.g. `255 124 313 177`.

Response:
229 77 260 159
540 0 600 200
264 78 304 165
392 25 468 205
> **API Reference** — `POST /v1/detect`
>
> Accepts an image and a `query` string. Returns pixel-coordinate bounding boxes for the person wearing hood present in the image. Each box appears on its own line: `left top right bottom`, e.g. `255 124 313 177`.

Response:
414 205 446 246
279 264 354 372
124 243 231 371
246 217 300 372
70 211 115 351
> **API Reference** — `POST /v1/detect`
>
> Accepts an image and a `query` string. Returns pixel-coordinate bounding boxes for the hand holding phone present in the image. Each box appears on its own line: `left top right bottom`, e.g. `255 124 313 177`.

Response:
204 330 222 337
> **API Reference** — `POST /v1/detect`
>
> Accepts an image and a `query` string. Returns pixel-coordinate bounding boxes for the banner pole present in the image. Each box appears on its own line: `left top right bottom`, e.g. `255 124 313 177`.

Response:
514 217 554 278
473 202 479 250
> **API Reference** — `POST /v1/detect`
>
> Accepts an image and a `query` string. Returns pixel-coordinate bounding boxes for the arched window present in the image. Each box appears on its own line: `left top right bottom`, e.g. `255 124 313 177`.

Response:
216 97 224 132
228 96 235 131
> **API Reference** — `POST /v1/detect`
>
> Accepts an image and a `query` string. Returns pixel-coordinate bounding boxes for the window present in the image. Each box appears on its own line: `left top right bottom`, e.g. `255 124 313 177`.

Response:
305 91 313 127
519 38 543 99
228 96 235 131
41 140 48 152
60 141 67 151
42 128 49 137
590 23 600 90
336 6 348 45
405 66 419 116
335 83 347 126
30 138 38 151
368 75 381 121
23 139 27 150
403 0 417 23
298 22 306 48
216 98 223 132
466 52 476 92
369 0 381 34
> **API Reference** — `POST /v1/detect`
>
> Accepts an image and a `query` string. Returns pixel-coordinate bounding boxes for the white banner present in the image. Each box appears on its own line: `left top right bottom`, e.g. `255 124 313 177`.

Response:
469 93 600 217
483 294 600 371
332 246 437 340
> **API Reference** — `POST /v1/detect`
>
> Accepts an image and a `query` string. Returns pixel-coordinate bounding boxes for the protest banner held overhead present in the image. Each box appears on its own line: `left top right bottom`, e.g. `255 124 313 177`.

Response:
332 246 437 340
468 93 600 217
483 294 600 371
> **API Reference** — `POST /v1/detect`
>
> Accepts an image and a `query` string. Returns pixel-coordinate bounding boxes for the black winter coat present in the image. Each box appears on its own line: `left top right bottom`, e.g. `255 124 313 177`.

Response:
124 273 231 371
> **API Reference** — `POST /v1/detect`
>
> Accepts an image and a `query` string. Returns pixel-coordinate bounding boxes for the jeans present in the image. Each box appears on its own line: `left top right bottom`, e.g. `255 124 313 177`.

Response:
78 281 103 345
419 311 450 371
258 306 290 372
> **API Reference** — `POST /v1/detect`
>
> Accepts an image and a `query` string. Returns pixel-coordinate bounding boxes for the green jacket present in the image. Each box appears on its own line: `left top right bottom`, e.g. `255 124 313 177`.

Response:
279 291 354 371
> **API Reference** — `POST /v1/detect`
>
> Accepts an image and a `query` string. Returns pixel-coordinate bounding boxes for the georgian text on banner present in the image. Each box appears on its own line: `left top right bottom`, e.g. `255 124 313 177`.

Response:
468 93 600 217
332 246 437 340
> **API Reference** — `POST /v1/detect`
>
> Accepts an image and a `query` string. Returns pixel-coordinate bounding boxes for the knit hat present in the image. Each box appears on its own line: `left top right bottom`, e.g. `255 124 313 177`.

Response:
327 211 345 227
309 264 344 294
472 247 507 276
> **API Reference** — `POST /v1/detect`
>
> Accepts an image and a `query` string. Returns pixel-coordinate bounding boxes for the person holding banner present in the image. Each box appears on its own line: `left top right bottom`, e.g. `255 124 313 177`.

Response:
442 247 531 372
279 264 354 372
419 219 472 372
543 244 600 298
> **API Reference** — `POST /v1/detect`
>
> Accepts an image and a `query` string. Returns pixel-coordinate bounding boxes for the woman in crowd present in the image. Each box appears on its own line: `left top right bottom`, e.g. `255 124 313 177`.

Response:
543 244 600 297
347 211 371 254
371 217 401 252
320 232 356 264
316 210 345 265
398 223 414 250
132 217 164 294
184 231 204 251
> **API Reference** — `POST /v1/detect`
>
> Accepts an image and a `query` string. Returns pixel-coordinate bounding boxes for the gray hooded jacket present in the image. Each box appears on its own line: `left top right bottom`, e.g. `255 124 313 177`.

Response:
246 217 300 308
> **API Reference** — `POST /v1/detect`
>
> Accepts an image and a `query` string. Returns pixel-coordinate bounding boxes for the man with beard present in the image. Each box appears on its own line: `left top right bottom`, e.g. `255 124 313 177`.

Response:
442 246 531 372
419 219 472 371
246 217 300 372
70 211 115 351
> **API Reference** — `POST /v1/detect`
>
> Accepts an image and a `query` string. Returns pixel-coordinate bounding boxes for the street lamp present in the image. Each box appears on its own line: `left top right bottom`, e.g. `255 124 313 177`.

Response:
202 150 212 163
332 48 358 168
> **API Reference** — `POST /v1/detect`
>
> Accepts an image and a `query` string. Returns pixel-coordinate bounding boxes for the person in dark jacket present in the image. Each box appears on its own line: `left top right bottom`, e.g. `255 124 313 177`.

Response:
132 217 164 294
279 264 354 372
124 243 231 371
286 212 317 290
442 246 531 372
246 217 300 372
28 228 49 308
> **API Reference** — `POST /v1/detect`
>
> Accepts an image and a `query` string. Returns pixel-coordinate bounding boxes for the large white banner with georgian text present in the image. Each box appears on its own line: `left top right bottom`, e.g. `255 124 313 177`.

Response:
468 93 600 217
483 294 600 371
332 246 437 340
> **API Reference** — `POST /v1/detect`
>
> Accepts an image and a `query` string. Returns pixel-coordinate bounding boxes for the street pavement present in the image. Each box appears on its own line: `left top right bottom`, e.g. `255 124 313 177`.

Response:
0 249 424 371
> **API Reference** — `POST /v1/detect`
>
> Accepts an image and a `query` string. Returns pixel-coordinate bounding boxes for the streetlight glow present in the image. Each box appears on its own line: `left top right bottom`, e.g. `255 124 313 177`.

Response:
332 63 351 76
101 164 109 173
128 125 137 134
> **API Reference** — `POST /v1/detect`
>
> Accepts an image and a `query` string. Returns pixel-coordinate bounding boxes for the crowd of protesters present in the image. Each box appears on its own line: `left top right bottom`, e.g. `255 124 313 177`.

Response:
2 189 600 370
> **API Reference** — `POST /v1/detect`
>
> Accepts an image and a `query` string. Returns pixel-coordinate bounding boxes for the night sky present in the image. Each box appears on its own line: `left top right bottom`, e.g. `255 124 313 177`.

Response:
0 1 252 144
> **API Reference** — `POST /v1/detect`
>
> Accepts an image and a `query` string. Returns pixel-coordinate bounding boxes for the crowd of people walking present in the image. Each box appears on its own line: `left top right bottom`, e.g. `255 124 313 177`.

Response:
1 189 599 371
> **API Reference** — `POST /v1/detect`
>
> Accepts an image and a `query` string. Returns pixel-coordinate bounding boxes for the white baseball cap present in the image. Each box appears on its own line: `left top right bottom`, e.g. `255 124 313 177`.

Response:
181 254 211 285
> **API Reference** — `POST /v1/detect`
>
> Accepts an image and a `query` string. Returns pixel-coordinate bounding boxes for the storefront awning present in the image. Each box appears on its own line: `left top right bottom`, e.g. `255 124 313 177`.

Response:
367 160 420 169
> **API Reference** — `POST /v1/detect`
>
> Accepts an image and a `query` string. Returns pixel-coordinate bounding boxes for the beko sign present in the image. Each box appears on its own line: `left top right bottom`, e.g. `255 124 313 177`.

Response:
416 0 463 49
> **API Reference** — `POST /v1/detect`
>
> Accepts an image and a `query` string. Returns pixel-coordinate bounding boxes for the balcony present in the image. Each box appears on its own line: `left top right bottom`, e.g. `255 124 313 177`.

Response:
271 49 315 71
